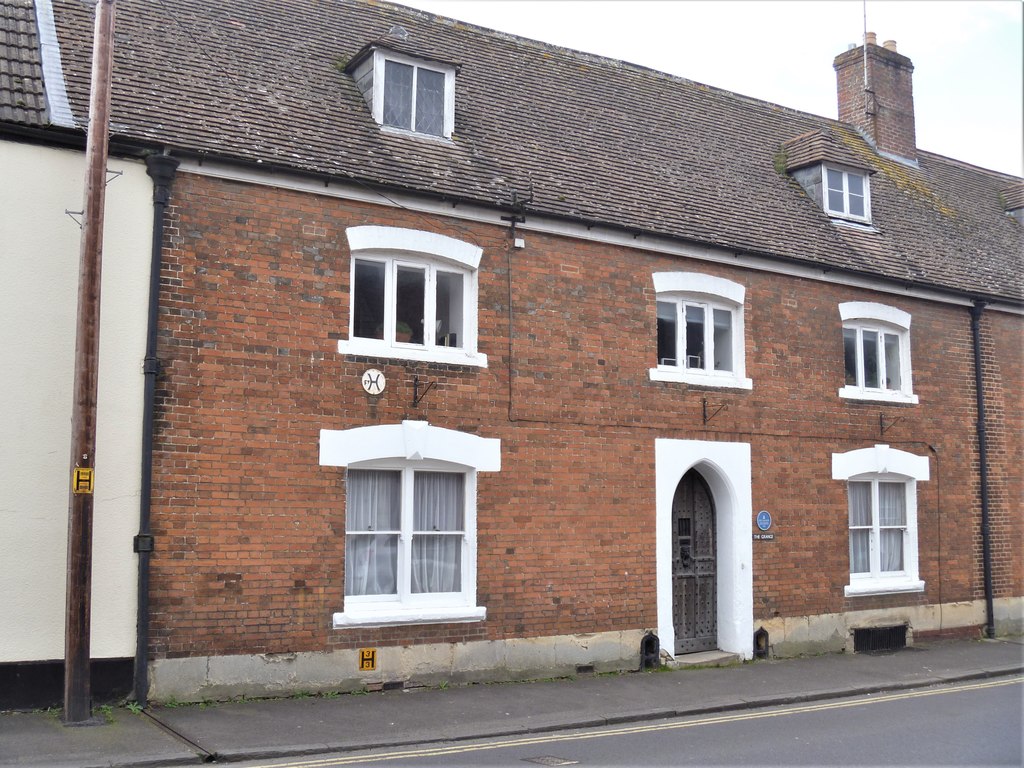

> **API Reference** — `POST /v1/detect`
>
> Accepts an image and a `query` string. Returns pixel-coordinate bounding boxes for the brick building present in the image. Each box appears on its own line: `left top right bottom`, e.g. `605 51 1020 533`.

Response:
1 0 1020 706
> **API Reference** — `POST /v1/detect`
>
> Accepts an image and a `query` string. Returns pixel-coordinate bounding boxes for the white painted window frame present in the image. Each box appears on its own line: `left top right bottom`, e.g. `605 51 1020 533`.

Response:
823 164 871 223
832 444 927 597
649 272 752 390
838 302 917 404
371 50 455 140
340 226 486 367
319 420 501 627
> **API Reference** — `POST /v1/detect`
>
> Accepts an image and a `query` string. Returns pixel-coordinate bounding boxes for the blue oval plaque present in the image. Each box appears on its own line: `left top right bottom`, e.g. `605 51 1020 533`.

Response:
756 510 772 532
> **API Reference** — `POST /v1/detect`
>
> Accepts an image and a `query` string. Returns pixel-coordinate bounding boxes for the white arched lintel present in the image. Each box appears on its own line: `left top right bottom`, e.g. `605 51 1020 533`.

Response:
320 420 500 471
831 444 929 481
839 301 911 330
653 272 745 305
346 225 482 270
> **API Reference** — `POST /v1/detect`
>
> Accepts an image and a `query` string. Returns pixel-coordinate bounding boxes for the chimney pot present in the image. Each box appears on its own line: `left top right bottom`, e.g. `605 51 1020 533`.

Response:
865 31 877 46
883 39 898 52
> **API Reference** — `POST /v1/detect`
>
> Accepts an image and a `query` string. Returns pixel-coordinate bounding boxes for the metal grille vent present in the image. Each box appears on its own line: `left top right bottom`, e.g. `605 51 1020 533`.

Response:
854 625 907 653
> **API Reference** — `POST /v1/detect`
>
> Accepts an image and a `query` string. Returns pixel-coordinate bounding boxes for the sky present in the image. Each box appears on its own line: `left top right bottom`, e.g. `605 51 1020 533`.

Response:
393 0 1023 177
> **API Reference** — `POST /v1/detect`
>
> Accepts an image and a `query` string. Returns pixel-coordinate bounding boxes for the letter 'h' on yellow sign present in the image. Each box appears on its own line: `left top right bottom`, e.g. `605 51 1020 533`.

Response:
358 648 377 672
73 467 94 495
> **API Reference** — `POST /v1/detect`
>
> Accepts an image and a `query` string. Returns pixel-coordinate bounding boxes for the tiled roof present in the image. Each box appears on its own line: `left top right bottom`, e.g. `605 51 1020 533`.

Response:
0 0 46 126
1003 183 1024 212
782 129 874 173
6 0 1022 301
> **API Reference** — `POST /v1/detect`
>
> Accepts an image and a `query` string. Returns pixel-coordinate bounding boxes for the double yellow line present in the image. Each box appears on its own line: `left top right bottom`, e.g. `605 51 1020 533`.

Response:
247 676 1022 767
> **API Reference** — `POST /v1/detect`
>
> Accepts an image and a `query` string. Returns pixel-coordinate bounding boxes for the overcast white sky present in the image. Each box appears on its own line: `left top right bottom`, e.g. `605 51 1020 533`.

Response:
394 0 1023 177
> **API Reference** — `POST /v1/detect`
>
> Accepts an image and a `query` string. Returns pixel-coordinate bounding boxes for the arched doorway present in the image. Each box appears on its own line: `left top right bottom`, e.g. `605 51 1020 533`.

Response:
672 469 717 653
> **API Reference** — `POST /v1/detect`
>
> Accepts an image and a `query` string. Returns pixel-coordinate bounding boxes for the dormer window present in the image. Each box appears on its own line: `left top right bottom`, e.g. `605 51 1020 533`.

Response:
824 166 870 222
349 47 455 139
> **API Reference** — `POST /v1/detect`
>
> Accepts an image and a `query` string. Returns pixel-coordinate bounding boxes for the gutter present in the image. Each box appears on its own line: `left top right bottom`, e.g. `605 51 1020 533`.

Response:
969 301 996 639
133 153 179 705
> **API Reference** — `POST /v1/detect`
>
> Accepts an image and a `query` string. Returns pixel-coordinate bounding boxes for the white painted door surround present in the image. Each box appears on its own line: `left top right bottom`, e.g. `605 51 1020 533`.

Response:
655 439 753 659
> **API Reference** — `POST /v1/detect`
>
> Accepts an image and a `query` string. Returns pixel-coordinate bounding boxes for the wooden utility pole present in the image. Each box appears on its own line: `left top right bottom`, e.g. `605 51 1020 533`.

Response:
64 0 116 726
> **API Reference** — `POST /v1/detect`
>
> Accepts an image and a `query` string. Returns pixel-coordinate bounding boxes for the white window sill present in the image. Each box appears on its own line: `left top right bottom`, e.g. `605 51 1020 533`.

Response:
829 217 877 232
649 367 753 390
338 338 488 368
333 604 486 628
838 386 918 405
845 578 924 597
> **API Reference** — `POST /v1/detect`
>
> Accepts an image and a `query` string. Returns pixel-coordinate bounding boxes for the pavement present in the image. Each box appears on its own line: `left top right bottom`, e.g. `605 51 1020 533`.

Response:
1 637 1021 768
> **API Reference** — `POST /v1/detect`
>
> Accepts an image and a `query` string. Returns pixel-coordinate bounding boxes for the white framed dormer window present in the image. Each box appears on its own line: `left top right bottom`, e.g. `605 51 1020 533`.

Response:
320 420 501 627
649 272 752 390
839 302 917 404
823 165 870 223
340 226 486 367
832 445 928 597
352 48 455 139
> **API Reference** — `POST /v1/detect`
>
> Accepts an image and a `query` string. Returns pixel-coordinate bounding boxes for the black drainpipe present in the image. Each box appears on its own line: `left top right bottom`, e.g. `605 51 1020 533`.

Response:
133 154 179 705
969 301 995 639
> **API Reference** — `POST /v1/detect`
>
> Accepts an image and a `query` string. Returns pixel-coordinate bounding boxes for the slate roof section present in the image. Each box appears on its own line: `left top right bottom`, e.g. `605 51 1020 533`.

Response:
0 0 46 126
7 0 1021 302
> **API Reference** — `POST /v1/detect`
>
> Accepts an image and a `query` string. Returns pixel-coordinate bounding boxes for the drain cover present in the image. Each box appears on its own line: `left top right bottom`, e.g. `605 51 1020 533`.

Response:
523 758 579 766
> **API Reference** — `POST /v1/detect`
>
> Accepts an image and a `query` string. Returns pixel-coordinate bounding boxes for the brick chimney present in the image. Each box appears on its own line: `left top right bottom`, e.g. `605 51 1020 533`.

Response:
834 33 917 163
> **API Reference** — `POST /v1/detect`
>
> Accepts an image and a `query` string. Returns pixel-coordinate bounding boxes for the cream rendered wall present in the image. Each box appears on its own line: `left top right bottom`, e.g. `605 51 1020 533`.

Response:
0 140 153 662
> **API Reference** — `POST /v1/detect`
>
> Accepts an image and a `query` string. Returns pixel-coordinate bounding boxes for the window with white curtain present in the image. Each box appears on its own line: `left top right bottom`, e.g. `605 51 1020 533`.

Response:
832 444 927 597
848 478 908 578
346 467 467 603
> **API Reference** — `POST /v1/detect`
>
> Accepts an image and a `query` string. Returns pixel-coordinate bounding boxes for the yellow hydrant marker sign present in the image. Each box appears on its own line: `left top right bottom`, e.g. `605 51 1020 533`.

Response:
73 467 94 495
358 648 377 672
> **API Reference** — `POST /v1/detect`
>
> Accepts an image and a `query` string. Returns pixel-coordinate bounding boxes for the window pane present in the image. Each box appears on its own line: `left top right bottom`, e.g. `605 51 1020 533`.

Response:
412 471 464 594
879 530 904 572
826 169 844 212
411 535 462 593
395 266 425 344
345 469 401 598
843 327 859 385
685 305 705 369
878 483 906 526
383 60 413 129
657 301 677 365
413 472 464 531
862 330 880 388
848 482 872 526
353 260 385 340
435 271 464 348
849 530 870 574
848 191 865 218
346 470 401 531
884 333 901 390
847 174 864 216
713 308 733 372
415 67 445 136
847 173 864 197
346 534 398 595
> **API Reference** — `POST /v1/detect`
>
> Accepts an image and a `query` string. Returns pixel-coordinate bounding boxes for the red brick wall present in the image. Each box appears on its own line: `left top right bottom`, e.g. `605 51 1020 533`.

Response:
147 172 1021 660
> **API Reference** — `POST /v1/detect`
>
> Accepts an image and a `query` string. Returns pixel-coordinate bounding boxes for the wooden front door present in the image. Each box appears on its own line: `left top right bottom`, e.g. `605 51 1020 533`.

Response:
672 469 717 654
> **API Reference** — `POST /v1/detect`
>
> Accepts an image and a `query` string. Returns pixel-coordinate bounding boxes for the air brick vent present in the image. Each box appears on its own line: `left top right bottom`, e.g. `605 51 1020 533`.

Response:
854 625 907 653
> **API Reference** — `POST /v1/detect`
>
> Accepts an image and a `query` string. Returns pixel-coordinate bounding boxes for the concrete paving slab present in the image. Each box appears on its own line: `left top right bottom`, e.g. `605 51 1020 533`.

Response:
0 708 197 768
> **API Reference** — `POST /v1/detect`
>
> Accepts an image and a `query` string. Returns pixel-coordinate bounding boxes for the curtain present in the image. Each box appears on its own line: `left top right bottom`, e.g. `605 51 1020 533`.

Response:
412 472 464 593
848 482 871 574
878 482 906 572
345 470 401 596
